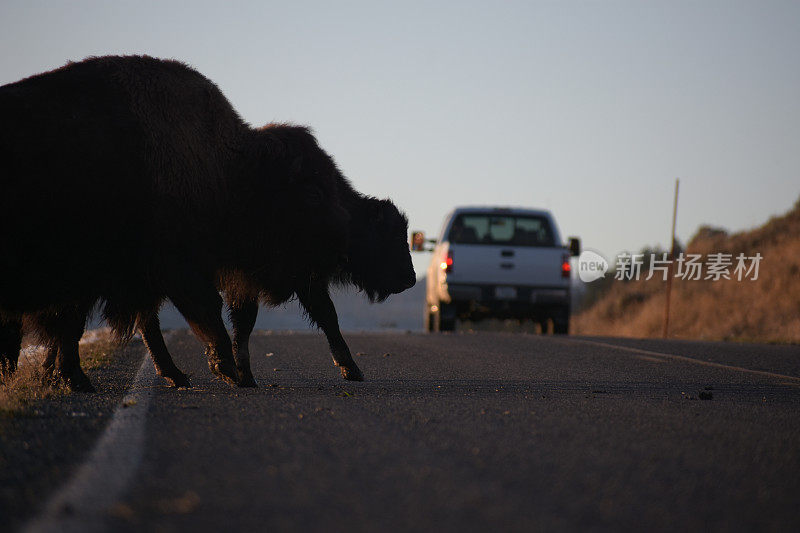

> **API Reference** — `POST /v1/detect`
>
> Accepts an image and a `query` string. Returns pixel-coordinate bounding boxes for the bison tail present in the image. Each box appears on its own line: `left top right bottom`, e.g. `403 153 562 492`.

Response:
101 299 162 343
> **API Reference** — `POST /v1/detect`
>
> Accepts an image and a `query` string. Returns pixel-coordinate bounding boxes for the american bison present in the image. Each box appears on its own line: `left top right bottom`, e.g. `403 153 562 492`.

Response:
0 55 415 391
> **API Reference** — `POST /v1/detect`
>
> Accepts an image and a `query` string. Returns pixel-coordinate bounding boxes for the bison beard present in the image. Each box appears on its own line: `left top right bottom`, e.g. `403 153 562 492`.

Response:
0 55 416 391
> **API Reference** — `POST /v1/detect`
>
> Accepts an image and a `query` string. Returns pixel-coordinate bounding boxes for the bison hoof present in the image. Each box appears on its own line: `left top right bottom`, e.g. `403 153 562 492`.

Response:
165 373 192 389
63 370 97 393
209 360 240 386
340 365 364 382
237 371 258 388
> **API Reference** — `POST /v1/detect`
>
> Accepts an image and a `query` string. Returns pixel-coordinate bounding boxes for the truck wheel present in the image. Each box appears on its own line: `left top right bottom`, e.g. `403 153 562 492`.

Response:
538 318 550 335
553 307 570 335
439 316 456 332
433 303 456 332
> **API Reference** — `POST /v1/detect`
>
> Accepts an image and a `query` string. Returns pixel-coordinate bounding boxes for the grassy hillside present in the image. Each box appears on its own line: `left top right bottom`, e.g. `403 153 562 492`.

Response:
573 197 800 343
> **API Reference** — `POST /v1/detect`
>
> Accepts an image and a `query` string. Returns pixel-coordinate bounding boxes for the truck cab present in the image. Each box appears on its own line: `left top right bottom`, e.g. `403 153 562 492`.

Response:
424 206 579 333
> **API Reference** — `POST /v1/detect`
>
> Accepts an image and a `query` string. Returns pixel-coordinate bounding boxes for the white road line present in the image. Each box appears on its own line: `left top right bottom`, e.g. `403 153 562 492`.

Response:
23 348 156 533
565 338 800 385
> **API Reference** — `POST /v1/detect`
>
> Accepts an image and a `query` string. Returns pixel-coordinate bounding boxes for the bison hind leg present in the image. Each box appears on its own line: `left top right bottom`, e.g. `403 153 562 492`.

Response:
55 309 95 393
26 306 95 392
0 314 23 377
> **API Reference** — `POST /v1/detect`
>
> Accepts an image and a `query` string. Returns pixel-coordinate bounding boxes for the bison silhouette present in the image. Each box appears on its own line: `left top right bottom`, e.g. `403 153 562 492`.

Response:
0 56 415 391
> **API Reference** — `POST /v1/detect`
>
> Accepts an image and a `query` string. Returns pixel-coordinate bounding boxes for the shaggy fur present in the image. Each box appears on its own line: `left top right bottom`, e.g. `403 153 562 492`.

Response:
0 55 415 390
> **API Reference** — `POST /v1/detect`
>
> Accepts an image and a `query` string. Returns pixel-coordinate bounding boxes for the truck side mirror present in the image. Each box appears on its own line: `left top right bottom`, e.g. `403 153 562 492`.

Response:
410 231 426 252
568 237 581 257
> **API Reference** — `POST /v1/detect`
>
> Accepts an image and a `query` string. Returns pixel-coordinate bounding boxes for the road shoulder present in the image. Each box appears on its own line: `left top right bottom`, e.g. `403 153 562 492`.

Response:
0 338 145 531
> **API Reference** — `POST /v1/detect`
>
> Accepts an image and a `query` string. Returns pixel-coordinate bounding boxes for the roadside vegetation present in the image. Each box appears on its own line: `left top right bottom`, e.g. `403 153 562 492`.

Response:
573 197 800 343
0 359 67 417
0 328 116 416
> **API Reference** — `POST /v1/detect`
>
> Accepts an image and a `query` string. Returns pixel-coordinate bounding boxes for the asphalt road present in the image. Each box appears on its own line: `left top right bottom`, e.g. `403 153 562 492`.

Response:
4 331 800 532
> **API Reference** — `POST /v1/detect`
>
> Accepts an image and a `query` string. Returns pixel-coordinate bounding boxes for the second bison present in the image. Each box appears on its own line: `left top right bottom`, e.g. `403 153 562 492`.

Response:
0 55 415 390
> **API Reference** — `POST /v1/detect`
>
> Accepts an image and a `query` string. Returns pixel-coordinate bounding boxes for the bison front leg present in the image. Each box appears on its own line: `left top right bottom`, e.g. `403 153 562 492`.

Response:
170 287 240 387
228 298 258 387
138 313 191 388
296 282 364 381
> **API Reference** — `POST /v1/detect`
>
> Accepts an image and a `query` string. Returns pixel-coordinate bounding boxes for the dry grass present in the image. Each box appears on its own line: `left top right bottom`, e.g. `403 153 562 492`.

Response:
0 328 117 416
79 328 117 370
0 362 68 417
573 198 800 343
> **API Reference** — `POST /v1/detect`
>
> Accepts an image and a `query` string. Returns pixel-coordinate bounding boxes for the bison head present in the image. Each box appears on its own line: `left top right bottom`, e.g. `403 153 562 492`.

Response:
345 197 416 302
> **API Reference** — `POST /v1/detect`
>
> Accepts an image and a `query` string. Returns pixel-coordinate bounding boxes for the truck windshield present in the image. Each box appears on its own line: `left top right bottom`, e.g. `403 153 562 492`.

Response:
448 214 555 247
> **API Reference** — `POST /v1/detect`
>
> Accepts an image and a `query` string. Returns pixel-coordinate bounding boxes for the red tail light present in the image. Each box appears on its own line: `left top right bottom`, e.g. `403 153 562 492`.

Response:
561 254 571 278
440 250 454 273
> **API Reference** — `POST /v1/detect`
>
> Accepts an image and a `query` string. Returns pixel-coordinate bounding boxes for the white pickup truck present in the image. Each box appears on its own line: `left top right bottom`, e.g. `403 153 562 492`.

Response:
419 206 579 333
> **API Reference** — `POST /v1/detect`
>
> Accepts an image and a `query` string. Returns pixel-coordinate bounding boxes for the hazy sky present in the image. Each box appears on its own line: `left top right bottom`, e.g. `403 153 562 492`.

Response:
2 1 798 276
